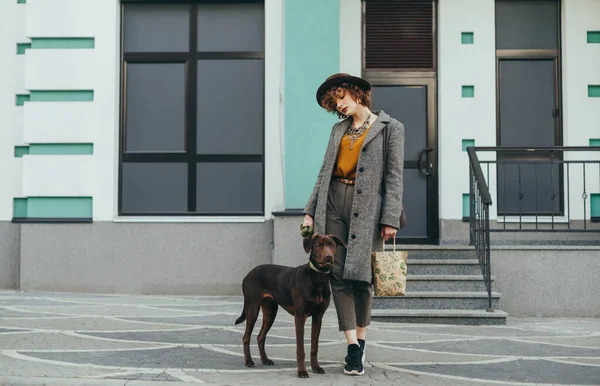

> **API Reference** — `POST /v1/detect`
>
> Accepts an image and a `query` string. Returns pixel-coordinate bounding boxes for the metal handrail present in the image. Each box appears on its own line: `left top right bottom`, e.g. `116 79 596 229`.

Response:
467 147 493 205
466 145 600 311
467 147 493 310
472 146 600 152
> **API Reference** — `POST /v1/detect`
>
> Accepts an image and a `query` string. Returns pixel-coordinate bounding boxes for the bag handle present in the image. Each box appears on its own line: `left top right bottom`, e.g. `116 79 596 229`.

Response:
382 124 388 195
382 237 396 252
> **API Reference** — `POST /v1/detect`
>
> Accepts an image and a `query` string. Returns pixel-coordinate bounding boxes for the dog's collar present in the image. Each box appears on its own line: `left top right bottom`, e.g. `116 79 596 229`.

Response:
309 260 331 274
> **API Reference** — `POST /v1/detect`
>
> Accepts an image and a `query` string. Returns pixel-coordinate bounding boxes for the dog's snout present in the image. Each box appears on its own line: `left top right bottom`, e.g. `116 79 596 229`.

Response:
324 254 334 262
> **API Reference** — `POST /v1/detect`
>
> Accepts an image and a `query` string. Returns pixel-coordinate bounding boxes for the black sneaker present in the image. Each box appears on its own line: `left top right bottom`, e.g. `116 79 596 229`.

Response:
344 339 365 365
343 344 364 376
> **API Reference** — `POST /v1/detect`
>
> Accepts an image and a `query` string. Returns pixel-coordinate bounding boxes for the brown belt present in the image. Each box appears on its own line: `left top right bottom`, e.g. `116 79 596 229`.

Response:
334 177 355 185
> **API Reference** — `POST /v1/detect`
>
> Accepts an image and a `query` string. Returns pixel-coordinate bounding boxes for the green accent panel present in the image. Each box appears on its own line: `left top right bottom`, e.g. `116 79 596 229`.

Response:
17 43 31 54
17 0 26 3
588 85 600 98
30 90 94 102
590 138 600 146
592 194 600 218
462 139 475 152
461 32 474 44
462 86 475 98
587 31 600 43
284 0 339 209
462 194 470 218
30 38 95 49
29 143 93 155
26 197 93 218
16 94 30 106
13 199 27 218
14 146 30 157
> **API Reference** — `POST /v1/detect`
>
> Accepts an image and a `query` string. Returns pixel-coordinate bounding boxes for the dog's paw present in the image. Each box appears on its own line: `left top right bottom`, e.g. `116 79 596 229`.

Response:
245 360 255 368
297 370 309 378
262 358 275 366
312 365 325 374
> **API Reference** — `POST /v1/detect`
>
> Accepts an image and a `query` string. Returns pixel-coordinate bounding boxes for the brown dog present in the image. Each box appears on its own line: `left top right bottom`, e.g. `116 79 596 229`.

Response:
235 233 346 378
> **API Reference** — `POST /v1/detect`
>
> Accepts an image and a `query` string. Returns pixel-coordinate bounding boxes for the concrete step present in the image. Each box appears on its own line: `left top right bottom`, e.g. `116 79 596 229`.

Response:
371 309 508 325
372 291 501 310
407 275 494 292
387 246 476 260
408 259 482 275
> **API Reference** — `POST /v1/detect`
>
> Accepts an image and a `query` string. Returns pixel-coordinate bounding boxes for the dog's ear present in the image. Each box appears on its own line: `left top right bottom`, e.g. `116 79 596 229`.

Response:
303 234 319 254
328 234 347 249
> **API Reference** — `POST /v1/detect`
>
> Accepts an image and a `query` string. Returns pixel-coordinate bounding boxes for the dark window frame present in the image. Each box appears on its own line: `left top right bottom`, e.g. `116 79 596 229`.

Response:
118 0 265 216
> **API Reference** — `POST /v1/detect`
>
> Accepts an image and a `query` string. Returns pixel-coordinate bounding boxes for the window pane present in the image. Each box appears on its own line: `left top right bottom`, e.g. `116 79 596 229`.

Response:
124 4 189 52
125 63 186 152
196 59 263 154
122 163 187 213
196 162 262 213
197 3 263 52
495 0 558 50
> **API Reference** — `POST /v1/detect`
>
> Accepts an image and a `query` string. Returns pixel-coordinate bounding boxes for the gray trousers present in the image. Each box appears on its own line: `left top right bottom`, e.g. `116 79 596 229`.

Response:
325 180 373 332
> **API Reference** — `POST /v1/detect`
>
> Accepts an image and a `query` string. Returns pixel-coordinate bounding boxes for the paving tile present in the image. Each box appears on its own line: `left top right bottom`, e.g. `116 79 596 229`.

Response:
516 335 600 348
0 298 70 306
25 346 268 370
369 322 585 338
0 328 31 333
0 354 116 378
122 314 296 328
0 292 598 385
395 358 600 385
79 328 295 345
385 338 600 357
0 331 163 350
0 316 195 331
10 305 211 318
104 372 181 381
0 309 58 318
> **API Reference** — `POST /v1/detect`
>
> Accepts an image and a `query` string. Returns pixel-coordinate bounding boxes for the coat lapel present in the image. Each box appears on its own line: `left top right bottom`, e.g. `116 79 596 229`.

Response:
332 118 351 150
363 110 390 147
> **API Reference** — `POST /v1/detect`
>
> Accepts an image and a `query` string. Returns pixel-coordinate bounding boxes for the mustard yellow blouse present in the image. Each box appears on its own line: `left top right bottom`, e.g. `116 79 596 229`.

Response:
332 123 373 180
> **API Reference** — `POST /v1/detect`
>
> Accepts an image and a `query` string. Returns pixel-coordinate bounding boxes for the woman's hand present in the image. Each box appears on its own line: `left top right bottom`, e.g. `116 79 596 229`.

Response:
381 225 397 242
303 214 314 228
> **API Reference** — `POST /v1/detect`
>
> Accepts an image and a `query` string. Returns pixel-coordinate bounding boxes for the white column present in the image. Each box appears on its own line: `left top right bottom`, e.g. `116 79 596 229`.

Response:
561 0 600 220
264 0 285 217
438 0 497 220
340 0 362 76
0 1 27 220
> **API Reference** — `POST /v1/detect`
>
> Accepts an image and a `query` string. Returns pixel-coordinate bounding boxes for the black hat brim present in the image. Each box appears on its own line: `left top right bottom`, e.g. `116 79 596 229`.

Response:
316 75 371 107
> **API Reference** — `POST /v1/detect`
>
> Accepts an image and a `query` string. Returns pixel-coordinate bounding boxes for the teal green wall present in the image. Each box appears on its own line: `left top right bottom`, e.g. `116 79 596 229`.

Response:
284 0 340 209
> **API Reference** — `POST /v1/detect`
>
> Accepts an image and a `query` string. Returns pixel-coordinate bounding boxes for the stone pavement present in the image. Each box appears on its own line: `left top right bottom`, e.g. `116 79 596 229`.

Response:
0 290 599 385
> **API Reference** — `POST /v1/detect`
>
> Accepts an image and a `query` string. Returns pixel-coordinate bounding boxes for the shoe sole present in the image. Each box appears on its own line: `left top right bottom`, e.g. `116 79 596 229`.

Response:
344 368 365 376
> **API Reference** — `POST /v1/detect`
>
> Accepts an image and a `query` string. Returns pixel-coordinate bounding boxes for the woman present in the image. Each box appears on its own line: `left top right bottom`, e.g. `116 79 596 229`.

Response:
302 73 405 376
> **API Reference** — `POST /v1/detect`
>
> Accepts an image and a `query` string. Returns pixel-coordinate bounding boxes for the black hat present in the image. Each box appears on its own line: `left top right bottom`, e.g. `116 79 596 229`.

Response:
316 73 371 107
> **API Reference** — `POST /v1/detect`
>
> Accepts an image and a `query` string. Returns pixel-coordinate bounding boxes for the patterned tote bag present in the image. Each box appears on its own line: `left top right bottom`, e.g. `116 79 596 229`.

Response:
371 238 408 296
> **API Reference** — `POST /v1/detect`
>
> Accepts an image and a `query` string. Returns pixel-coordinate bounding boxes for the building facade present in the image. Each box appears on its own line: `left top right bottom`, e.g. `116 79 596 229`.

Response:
0 0 599 315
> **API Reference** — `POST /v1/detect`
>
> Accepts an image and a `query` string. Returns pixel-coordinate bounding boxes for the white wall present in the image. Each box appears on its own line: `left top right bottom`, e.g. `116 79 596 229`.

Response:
438 0 497 220
0 0 121 221
0 1 27 220
263 0 285 217
340 0 362 76
561 0 600 221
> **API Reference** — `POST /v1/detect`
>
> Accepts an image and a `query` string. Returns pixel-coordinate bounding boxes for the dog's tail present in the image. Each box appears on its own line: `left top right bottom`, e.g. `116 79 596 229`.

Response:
235 294 247 325
234 310 246 325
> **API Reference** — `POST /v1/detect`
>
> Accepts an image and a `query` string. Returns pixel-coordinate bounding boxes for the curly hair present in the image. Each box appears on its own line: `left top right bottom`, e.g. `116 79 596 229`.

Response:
319 83 372 119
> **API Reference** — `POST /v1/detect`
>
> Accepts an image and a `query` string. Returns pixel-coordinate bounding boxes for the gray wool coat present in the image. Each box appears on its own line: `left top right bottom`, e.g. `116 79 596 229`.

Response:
303 110 405 284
